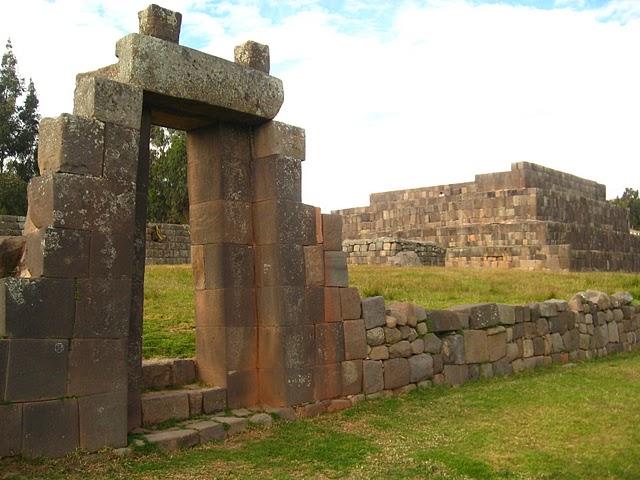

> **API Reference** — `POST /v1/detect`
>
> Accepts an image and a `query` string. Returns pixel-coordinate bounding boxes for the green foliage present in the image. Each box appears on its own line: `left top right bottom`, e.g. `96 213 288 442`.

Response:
611 187 640 230
0 170 27 215
148 127 188 224
0 39 40 181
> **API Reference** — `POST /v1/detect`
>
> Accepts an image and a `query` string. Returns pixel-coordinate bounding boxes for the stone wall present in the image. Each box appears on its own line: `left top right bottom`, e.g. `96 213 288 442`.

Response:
145 223 191 265
343 238 445 266
0 215 25 237
335 162 640 271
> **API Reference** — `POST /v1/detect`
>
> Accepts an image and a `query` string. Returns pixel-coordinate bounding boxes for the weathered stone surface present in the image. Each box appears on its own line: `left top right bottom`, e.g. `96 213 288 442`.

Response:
323 287 341 323
253 154 301 202
324 251 348 287
78 391 127 452
366 327 385 346
426 310 464 332
142 359 172 390
0 404 21 457
202 387 227 413
190 200 253 245
583 290 611 310
452 304 500 329
340 287 361 320
253 121 305 160
141 390 190 425
497 304 516 325
0 236 25 277
75 277 131 338
37 114 104 176
463 330 489 364
362 296 386 329
314 362 341 400
411 338 425 354
383 358 410 390
423 333 443 354
172 359 197 386
1 278 75 338
235 40 270 73
138 4 182 43
212 416 248 436
322 214 343 251
409 353 433 383
259 367 313 406
487 328 507 361
144 429 199 452
22 398 79 458
384 327 403 344
74 76 142 130
389 303 418 328
389 340 412 358
442 334 465 364
253 200 315 246
23 227 90 278
258 325 314 369
192 243 254 290
443 364 469 386
363 360 383 394
612 291 633 306
255 243 304 287
315 322 345 365
67 339 127 396
188 420 226 443
341 360 363 396
369 345 389 360
5 339 68 401
343 319 367 360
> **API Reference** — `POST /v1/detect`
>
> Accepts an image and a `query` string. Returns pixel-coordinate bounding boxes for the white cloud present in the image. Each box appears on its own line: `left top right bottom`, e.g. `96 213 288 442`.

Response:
1 0 639 213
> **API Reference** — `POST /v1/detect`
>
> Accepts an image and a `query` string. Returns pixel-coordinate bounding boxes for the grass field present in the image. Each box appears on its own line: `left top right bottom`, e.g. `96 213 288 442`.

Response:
143 264 640 359
5 350 640 479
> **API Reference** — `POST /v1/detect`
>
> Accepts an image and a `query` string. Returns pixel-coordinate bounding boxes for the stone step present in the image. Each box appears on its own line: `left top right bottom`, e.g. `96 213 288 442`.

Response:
142 358 197 390
140 408 293 452
141 385 226 426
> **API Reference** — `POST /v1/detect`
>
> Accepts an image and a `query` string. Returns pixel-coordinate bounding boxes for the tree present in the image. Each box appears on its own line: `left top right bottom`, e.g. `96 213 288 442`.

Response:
147 127 189 224
611 188 640 230
0 39 40 181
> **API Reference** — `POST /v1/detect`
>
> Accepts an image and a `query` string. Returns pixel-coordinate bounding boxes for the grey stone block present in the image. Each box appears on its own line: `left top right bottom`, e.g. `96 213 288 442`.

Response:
22 398 79 458
362 296 386 329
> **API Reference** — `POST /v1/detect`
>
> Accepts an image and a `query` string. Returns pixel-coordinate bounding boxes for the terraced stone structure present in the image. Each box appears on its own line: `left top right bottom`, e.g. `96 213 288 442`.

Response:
336 162 640 271
0 4 352 458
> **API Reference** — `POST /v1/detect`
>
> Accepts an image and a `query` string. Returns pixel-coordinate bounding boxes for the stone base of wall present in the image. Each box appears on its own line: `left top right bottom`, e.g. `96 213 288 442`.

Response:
343 238 445 266
146 223 191 265
0 216 25 237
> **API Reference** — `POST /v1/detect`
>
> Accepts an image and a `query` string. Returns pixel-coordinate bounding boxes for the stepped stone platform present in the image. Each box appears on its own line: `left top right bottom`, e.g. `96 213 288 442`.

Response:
335 162 640 271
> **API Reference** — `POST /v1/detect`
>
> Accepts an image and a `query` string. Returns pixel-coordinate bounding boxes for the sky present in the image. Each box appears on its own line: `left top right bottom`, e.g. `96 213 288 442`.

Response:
1 0 639 212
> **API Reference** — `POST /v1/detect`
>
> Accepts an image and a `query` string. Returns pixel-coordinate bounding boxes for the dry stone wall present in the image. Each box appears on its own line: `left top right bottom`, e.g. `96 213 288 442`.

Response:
146 223 191 264
0 216 25 237
336 162 640 271
342 238 445 266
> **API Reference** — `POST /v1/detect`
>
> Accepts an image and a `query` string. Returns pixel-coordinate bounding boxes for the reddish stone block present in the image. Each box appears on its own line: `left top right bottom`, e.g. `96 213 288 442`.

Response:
363 360 383 394
103 123 139 189
341 360 363 396
67 339 127 396
186 124 252 204
314 207 323 244
195 288 256 328
227 369 259 408
141 390 190 425
0 404 21 457
343 319 367 360
321 214 343 251
305 286 324 324
324 287 342 323
324 251 348 287
189 200 252 245
202 387 227 413
90 230 135 278
259 367 314 406
253 154 302 202
78 391 127 452
192 243 255 290
258 325 315 369
255 243 304 286
22 398 79 458
1 278 75 338
38 114 104 176
383 358 410 390
75 277 131 338
23 227 90 278
304 245 325 286
197 326 257 381
5 339 68 402
253 121 305 161
314 363 341 401
142 359 173 390
172 359 197 386
315 323 345 365
340 287 362 320
256 286 306 326
253 200 315 246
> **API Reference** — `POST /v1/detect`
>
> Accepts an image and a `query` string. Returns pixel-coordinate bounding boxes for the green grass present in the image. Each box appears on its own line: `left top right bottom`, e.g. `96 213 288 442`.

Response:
142 264 640 359
5 350 640 479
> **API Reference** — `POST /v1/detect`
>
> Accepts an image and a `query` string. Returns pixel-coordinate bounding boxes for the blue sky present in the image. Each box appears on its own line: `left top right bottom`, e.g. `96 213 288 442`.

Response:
1 0 639 210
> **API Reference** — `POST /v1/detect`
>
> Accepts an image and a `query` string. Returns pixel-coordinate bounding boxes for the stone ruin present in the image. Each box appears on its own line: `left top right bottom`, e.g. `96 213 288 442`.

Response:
336 162 640 271
1 4 639 460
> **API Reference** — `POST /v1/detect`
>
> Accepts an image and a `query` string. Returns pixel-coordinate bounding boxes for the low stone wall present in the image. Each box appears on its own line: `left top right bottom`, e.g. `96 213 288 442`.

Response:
0 215 25 237
343 238 445 266
337 290 639 401
145 223 191 265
